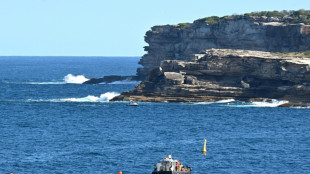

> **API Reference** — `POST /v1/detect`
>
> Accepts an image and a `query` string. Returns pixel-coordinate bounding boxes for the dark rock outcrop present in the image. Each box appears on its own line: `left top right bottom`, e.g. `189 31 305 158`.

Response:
83 75 139 84
112 49 310 103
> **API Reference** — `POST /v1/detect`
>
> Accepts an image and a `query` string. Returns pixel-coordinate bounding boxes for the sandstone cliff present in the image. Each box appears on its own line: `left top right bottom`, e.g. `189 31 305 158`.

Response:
112 11 310 103
138 14 310 79
112 49 310 103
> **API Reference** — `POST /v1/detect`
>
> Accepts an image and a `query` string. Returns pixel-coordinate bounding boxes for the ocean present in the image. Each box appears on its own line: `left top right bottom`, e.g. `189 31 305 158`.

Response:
0 56 309 174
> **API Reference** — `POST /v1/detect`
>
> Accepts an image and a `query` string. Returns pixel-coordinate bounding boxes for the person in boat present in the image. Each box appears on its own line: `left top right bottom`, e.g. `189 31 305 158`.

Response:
180 163 183 171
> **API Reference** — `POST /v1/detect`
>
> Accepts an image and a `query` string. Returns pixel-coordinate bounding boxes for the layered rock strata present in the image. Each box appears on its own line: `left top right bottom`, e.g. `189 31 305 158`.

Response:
112 49 310 103
138 16 310 79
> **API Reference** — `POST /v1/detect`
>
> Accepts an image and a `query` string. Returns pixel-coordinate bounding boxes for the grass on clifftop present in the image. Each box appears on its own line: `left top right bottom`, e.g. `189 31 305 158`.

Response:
195 9 310 25
245 10 310 24
177 22 190 28
276 51 310 58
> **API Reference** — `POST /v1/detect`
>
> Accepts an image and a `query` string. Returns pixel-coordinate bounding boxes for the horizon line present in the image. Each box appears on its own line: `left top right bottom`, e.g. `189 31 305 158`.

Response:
0 55 142 58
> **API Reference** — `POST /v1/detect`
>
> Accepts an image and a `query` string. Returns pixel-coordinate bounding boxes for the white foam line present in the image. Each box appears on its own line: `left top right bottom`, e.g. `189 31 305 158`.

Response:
215 99 235 103
251 99 289 107
189 99 235 105
26 92 120 103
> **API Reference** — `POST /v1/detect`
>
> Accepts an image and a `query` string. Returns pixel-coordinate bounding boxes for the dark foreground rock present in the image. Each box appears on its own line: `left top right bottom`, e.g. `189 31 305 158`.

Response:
111 49 310 103
278 103 310 108
83 75 140 84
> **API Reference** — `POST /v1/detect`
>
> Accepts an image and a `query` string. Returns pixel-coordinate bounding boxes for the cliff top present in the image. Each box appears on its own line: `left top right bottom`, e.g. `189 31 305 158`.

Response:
174 10 310 28
197 49 310 65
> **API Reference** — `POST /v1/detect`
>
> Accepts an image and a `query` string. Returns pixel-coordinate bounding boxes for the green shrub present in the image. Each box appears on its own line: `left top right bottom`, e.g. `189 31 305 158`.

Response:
276 51 310 58
195 16 224 25
304 51 310 57
205 16 221 25
194 10 310 25
266 11 286 17
177 23 190 28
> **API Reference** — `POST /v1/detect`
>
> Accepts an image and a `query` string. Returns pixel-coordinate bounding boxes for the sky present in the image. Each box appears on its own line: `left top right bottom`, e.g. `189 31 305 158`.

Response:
0 0 309 56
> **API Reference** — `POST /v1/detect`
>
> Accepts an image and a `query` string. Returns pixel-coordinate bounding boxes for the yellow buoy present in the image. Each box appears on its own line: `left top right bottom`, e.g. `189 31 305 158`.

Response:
202 138 207 155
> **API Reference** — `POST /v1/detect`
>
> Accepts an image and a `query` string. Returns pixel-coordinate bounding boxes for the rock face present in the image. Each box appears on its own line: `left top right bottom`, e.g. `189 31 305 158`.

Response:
112 49 310 103
137 16 310 79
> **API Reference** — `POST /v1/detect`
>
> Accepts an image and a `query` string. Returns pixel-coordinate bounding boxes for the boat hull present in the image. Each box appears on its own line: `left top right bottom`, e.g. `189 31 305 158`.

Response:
152 171 191 174
127 104 138 106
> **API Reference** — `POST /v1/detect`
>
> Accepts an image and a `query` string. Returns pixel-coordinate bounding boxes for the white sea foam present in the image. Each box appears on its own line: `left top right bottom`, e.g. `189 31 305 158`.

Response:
190 99 235 105
57 92 119 102
191 99 288 107
27 92 119 103
63 74 89 84
215 99 235 103
227 99 289 108
251 99 289 107
191 102 214 105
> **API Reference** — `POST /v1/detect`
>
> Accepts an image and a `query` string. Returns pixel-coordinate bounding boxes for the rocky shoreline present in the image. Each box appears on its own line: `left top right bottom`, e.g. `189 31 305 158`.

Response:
112 49 310 105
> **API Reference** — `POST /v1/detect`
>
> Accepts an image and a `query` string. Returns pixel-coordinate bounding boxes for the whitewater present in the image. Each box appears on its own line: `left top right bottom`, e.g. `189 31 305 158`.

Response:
26 92 119 103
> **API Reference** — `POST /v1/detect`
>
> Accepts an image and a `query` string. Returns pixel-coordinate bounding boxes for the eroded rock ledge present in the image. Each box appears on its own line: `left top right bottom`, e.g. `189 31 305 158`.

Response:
112 49 310 103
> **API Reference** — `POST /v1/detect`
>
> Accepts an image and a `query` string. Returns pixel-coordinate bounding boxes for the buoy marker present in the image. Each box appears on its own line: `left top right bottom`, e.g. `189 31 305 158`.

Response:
202 138 207 155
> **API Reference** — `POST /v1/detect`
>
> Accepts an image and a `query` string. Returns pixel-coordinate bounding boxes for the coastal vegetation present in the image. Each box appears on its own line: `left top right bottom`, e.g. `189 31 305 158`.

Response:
276 51 310 58
195 9 310 25
177 22 190 28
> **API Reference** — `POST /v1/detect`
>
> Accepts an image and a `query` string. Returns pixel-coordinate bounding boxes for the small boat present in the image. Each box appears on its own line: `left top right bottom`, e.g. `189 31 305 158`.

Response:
127 100 138 106
152 155 192 174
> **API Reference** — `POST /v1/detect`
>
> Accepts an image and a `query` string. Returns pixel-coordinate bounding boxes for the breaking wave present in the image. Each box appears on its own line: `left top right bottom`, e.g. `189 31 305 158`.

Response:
215 99 235 103
26 92 119 103
188 99 289 107
63 74 89 84
251 99 289 107
191 99 235 105
227 99 289 108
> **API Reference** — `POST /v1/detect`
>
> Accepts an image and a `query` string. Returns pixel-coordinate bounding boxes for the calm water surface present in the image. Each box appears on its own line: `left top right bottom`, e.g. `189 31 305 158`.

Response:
0 57 309 174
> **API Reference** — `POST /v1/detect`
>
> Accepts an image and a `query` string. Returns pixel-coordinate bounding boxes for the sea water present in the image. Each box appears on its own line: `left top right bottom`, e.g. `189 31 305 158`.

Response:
0 57 309 174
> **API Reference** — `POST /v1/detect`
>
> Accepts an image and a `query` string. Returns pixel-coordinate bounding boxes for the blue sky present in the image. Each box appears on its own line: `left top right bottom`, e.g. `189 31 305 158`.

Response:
0 0 308 56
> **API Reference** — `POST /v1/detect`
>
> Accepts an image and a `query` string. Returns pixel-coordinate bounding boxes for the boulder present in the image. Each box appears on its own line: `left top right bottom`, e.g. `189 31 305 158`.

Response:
164 72 184 85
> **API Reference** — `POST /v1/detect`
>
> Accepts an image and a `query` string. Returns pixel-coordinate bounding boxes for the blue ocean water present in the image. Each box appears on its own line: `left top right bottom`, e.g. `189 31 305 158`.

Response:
0 56 309 174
